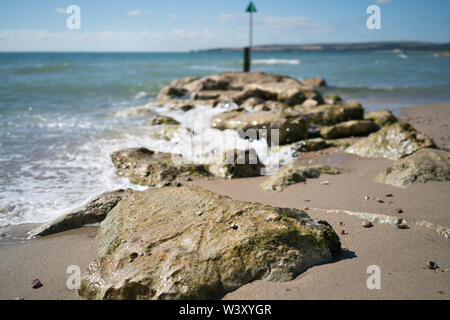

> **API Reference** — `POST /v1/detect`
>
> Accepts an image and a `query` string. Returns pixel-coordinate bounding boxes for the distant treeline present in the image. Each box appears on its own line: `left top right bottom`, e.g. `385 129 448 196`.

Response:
196 42 450 53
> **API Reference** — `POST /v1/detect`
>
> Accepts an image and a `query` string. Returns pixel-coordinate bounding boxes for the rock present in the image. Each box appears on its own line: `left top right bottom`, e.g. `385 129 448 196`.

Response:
148 125 189 141
320 120 380 139
207 149 264 179
148 115 180 126
364 109 397 127
397 208 404 214
320 181 330 186
427 261 438 270
325 94 342 104
261 164 340 192
234 82 323 107
157 72 309 102
293 103 364 125
79 186 340 300
32 279 43 289
111 148 210 187
28 190 134 238
317 165 341 175
288 138 333 154
362 221 373 228
261 165 320 192
156 77 200 100
302 78 327 88
302 99 319 108
346 122 436 160
210 110 309 145
156 73 325 109
374 148 450 187
109 107 153 117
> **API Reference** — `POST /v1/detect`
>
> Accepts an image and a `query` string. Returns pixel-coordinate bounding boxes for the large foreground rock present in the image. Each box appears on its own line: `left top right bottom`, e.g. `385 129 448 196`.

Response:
79 186 340 300
111 148 210 187
28 190 133 238
261 164 341 192
292 103 364 125
345 122 436 160
374 148 450 187
211 109 309 145
320 120 379 139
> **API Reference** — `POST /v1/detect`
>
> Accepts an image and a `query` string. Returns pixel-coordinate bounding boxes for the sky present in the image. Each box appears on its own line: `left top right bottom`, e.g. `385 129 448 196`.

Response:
0 0 449 52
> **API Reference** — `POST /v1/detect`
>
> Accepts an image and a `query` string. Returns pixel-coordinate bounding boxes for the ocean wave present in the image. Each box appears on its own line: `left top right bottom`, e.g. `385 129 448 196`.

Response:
14 63 100 75
252 59 301 65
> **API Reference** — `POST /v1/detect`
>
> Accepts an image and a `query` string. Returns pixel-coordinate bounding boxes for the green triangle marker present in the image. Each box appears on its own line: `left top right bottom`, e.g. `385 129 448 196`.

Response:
246 1 257 13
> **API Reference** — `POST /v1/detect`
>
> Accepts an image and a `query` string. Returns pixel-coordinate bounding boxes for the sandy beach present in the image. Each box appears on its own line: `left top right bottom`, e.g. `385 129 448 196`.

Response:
0 102 448 300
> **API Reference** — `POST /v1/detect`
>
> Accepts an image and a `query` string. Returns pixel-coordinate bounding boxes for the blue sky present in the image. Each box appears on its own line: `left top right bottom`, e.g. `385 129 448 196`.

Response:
0 0 449 51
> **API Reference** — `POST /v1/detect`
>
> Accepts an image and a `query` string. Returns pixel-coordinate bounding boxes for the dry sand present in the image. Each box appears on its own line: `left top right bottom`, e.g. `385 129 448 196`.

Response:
0 103 449 300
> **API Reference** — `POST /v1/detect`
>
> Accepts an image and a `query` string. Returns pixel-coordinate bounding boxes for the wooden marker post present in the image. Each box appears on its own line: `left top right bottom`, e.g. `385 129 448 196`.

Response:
244 1 257 72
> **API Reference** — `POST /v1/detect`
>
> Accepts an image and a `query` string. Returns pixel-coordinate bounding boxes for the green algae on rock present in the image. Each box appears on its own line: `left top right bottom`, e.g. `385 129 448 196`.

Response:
111 148 210 187
345 122 436 160
374 148 450 187
293 103 364 125
148 115 180 126
78 186 340 300
320 120 380 139
261 164 341 192
364 109 397 127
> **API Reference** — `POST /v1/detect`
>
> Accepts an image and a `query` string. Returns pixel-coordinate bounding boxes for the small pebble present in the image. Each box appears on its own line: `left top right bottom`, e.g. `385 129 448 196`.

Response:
428 261 438 270
230 223 238 230
16 297 24 300
321 181 330 185
397 224 409 230
388 201 394 205
397 208 404 214
442 269 449 273
129 252 138 260
31 279 43 289
385 193 393 198
341 230 348 235
0 232 6 238
303 207 309 211
364 196 370 200
362 221 373 228
376 199 384 203
339 222 345 226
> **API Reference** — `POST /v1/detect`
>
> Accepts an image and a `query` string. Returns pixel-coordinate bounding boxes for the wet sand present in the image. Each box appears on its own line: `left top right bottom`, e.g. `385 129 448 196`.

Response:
0 103 449 300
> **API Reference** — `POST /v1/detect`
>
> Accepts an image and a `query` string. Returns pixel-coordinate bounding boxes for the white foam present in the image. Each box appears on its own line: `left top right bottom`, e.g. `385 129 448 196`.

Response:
0 102 296 227
253 59 301 65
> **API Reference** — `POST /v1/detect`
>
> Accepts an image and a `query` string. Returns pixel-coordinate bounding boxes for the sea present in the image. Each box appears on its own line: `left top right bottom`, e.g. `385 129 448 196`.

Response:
0 51 449 227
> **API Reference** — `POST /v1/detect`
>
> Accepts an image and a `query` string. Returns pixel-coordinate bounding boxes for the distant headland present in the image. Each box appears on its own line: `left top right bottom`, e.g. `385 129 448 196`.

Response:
195 41 450 53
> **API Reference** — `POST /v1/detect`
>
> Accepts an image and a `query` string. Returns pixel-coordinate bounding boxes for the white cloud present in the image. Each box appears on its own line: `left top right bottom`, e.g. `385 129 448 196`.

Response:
0 29 217 52
55 8 67 14
127 10 141 16
169 14 178 19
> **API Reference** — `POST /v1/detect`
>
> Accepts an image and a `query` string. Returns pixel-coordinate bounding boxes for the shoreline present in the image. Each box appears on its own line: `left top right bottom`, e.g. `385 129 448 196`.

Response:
0 102 449 300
